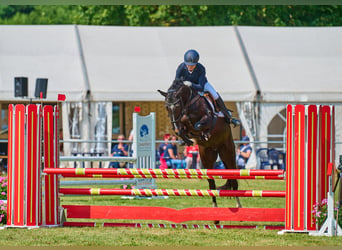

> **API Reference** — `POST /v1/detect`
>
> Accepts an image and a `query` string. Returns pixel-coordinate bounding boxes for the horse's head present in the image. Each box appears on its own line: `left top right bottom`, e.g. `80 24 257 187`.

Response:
157 79 192 133
158 79 218 146
159 79 192 101
158 79 191 116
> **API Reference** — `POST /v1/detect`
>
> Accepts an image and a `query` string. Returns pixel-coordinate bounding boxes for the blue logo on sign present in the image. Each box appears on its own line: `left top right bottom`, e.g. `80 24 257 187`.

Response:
140 124 149 137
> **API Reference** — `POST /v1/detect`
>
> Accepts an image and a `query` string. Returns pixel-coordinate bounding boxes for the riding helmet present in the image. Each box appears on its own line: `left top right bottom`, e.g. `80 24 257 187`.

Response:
184 49 200 66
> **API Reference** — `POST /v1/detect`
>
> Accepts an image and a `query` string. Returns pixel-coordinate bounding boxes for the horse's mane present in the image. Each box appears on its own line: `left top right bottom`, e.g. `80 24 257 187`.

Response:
168 79 184 93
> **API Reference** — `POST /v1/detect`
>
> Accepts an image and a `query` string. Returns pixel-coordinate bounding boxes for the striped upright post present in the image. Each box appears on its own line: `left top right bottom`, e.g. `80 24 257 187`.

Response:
43 105 60 227
25 104 43 227
6 104 61 228
318 106 334 204
6 104 43 228
282 104 334 234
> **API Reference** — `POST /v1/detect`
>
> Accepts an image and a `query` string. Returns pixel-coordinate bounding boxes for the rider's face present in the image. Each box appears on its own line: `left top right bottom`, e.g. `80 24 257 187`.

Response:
186 64 196 72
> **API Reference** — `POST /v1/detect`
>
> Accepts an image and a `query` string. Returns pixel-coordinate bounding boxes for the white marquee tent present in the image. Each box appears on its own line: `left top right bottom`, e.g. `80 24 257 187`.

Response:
237 26 342 168
0 25 341 167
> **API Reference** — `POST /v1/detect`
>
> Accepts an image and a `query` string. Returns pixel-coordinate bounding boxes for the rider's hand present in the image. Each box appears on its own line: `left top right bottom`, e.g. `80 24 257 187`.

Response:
184 81 192 87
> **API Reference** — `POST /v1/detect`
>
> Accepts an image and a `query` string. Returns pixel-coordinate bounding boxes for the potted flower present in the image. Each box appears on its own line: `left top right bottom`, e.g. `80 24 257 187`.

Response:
312 198 342 228
0 176 7 225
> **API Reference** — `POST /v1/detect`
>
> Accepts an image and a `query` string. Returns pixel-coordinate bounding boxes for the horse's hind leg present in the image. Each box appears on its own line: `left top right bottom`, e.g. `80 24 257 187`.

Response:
218 143 242 208
207 179 217 207
200 147 220 224
207 179 220 225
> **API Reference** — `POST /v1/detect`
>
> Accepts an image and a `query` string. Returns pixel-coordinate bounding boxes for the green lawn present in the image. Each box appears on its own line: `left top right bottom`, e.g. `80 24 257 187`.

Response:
1 178 341 246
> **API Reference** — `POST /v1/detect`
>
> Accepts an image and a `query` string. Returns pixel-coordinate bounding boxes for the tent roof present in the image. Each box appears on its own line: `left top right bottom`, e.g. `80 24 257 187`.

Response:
0 25 89 102
238 26 342 103
0 25 341 103
78 25 255 102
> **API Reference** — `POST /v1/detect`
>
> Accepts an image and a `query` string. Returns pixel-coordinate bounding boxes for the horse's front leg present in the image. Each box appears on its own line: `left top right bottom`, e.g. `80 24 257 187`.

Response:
179 133 193 146
193 115 211 131
177 115 193 146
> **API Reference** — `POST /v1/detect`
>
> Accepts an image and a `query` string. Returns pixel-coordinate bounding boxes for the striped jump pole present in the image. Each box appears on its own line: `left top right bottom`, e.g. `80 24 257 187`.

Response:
59 173 284 180
44 168 284 178
281 104 334 234
59 188 286 198
63 221 284 230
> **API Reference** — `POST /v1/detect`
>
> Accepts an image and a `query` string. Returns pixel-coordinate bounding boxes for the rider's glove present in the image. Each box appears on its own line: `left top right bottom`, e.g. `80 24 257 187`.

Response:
184 81 192 87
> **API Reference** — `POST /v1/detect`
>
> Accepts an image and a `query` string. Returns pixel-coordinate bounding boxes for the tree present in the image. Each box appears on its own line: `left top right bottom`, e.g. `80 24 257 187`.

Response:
0 5 341 26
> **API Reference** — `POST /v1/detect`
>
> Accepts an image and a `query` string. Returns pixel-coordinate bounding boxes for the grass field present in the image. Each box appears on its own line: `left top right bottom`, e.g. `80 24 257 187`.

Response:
1 177 342 246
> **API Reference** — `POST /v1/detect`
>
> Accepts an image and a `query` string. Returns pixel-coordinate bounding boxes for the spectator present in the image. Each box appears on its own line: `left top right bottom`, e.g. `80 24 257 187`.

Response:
128 129 134 141
158 134 171 157
236 136 252 169
109 134 129 168
184 144 200 169
163 135 186 169
158 134 171 170
127 129 134 168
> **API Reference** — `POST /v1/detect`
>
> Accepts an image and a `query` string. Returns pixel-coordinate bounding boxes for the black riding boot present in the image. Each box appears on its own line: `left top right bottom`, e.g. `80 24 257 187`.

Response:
215 96 240 127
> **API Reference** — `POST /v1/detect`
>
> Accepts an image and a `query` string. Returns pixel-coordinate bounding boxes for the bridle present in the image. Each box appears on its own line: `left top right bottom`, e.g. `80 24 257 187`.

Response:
165 85 202 133
166 85 194 119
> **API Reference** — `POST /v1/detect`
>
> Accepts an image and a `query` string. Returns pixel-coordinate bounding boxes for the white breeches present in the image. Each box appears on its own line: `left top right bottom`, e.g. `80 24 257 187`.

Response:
204 82 219 100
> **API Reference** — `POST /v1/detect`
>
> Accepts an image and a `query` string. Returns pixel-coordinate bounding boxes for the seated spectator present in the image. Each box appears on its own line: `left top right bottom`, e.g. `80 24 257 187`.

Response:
184 144 200 169
158 134 171 170
109 134 129 168
236 136 252 169
127 129 134 168
163 135 186 169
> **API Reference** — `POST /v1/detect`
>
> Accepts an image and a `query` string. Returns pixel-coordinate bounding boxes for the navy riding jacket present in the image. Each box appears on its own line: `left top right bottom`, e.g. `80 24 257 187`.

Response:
175 62 208 92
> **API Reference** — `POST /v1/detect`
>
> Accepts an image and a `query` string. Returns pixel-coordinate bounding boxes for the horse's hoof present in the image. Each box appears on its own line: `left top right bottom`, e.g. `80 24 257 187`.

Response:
231 118 241 127
201 132 210 141
185 140 193 146
217 184 228 190
179 140 186 146
194 122 202 131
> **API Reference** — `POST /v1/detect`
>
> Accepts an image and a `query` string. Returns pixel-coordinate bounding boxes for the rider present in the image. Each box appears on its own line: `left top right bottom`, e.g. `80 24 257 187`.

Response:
175 49 240 127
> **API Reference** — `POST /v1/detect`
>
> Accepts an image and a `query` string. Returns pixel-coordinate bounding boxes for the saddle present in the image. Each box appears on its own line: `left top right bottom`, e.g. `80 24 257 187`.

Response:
204 92 216 108
203 92 224 118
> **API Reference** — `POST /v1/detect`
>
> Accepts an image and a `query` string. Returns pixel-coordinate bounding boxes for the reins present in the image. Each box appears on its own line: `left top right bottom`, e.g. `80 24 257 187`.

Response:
165 82 218 142
166 85 193 123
